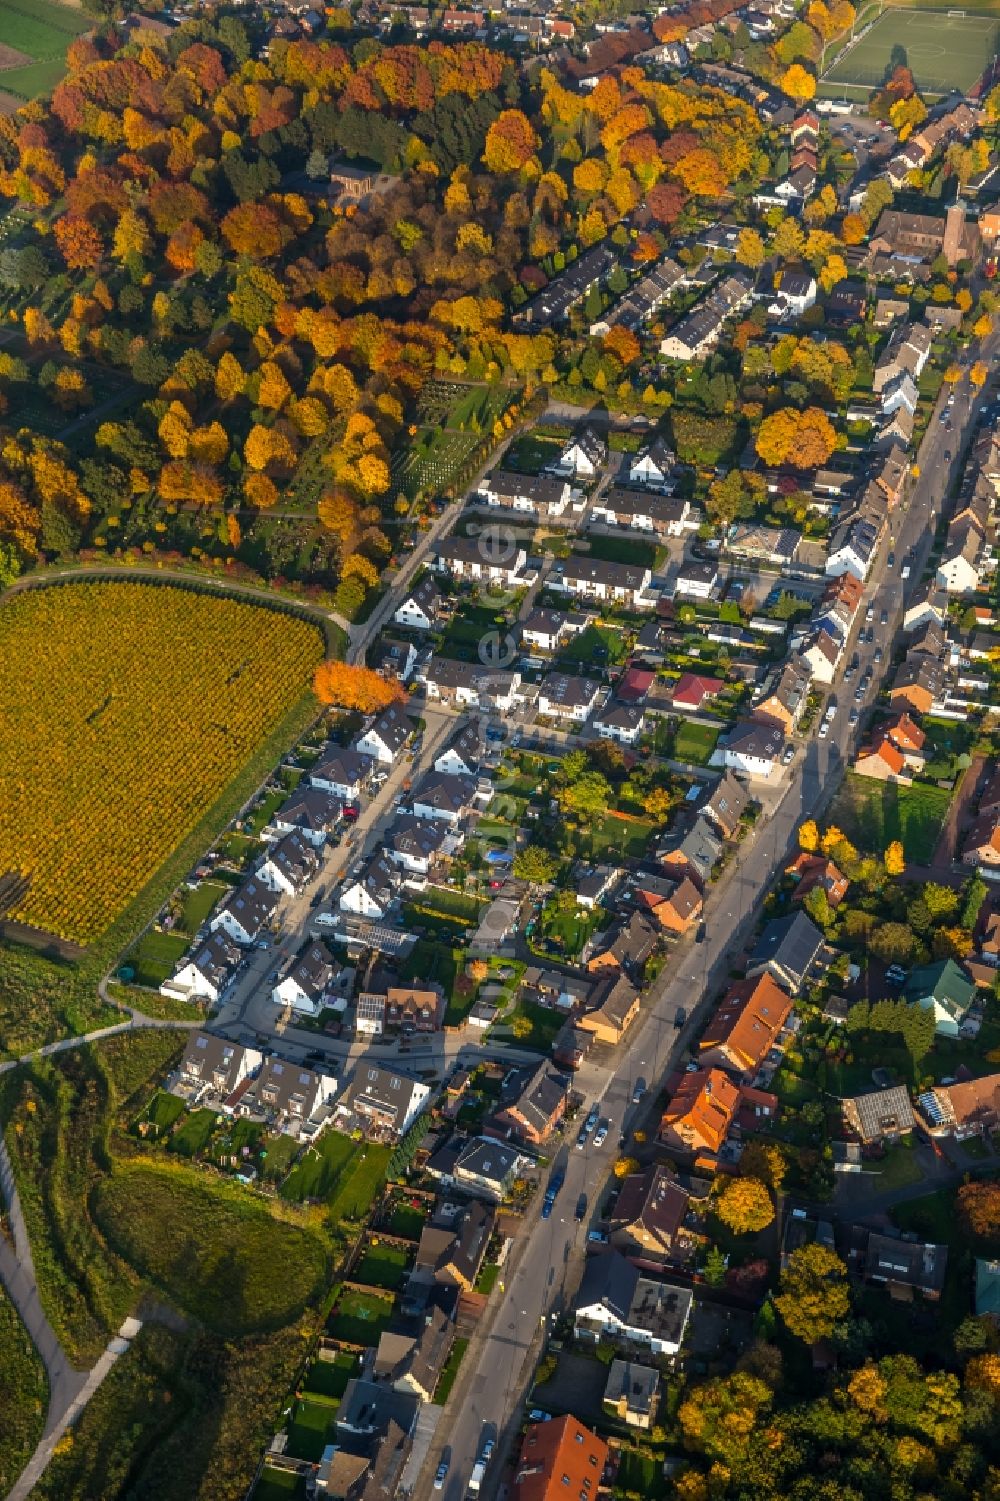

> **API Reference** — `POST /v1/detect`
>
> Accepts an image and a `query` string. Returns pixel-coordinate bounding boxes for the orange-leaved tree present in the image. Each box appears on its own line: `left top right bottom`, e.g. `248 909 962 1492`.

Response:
313 661 405 712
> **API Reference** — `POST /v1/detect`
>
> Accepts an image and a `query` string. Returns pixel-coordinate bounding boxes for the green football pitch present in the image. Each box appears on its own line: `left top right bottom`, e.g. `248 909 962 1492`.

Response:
822 7 1000 97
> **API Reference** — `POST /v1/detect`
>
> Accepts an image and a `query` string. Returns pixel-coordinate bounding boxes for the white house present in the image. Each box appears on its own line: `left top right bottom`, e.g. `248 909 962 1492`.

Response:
355 704 414 765
393 574 442 632
161 930 243 1006
388 814 455 875
310 747 373 802
825 514 882 582
715 720 785 779
411 771 476 826
673 561 719 600
270 786 342 847
271 941 346 1017
537 673 602 723
627 437 677 492
241 1055 338 1131
550 558 656 610
574 1251 693 1358
520 607 586 654
937 526 984 594
594 701 646 745
210 878 280 947
880 370 919 418
419 656 523 714
434 533 528 588
178 1031 263 1099
351 1064 431 1138
339 853 399 919
590 487 692 538
434 721 482 779
547 426 606 480
477 471 574 518
257 830 321 897
767 269 816 319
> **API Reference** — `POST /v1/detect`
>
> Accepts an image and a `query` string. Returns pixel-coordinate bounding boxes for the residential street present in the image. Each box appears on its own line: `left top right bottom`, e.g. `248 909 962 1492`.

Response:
412 348 1000 1501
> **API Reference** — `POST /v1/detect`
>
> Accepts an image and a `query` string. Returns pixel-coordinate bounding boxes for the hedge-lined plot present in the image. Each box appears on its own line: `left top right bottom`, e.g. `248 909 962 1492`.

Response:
0 582 322 943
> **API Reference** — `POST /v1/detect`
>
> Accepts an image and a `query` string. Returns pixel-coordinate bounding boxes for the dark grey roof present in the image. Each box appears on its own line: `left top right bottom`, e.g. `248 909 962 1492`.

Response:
391 814 450 859
274 785 342 833
750 911 824 982
435 720 482 774
405 574 442 613
455 1136 523 1186
285 941 339 1001
362 705 414 755
311 745 374 788
215 877 279 937
336 1380 419 1438
511 1062 570 1134
352 1064 424 1126
576 1248 639 1324
262 830 320 887
413 771 476 814
187 930 242 986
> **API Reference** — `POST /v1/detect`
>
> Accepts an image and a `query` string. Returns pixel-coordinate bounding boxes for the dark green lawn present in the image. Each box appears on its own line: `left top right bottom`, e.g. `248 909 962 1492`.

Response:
126 930 189 988
327 1289 395 1347
352 1242 413 1291
827 774 953 863
304 1351 359 1400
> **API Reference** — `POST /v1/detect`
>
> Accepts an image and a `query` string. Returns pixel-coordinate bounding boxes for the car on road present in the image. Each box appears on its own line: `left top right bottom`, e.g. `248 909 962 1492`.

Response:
674 1006 687 1029
887 552 895 568
866 604 874 622
585 1103 600 1132
696 920 707 941
874 647 883 663
844 664 854 683
593 1122 608 1148
481 1439 495 1463
854 686 864 702
576 1124 590 1149
880 609 888 626
434 1460 450 1490
849 708 859 725
900 563 911 580
632 1077 646 1103
575 1193 588 1221
782 744 795 765
818 721 830 739
866 626 875 643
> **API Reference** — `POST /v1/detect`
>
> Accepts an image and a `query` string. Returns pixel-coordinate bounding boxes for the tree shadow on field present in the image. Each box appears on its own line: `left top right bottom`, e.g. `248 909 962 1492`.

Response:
883 43 909 86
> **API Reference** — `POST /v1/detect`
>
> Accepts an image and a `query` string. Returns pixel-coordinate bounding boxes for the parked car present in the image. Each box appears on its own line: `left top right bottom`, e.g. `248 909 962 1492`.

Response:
632 1078 647 1103
880 609 888 626
593 1122 608 1148
575 1193 588 1221
674 1007 687 1029
434 1460 449 1490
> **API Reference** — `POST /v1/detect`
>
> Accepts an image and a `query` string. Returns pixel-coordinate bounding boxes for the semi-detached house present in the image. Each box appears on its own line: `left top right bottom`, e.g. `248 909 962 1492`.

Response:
477 470 576 520
434 533 528 588
590 487 692 538
549 557 656 610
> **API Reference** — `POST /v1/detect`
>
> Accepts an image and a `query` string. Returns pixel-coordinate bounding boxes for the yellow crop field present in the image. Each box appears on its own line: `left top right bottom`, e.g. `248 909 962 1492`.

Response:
0 582 323 943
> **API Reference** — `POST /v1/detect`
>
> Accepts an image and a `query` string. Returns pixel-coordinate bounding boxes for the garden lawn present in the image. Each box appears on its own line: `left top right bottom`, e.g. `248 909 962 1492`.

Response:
327 1288 395 1347
583 535 659 569
540 904 603 959
507 432 564 473
280 1130 355 1203
397 938 474 1023
176 880 228 936
827 774 953 864
304 1350 359 1399
93 1160 329 1335
673 720 721 766
327 1143 393 1225
143 1091 187 1135
501 999 566 1052
558 623 629 668
254 1466 306 1501
386 1203 428 1239
434 1337 469 1403
579 812 657 860
166 1108 218 1158
126 930 189 988
286 1395 337 1462
352 1241 413 1290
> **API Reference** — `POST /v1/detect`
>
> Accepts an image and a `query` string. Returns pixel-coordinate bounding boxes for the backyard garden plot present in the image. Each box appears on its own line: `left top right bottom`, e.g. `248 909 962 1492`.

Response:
0 0 90 103
822 8 999 97
0 583 322 943
827 773 953 864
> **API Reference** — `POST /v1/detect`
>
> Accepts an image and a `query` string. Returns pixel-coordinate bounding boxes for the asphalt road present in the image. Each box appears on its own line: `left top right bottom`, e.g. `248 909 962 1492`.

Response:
416 350 1000 1501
